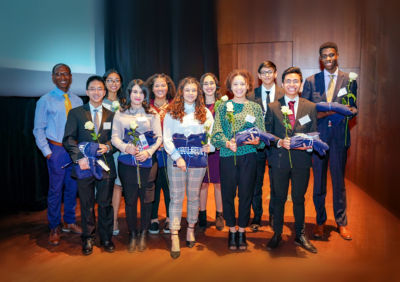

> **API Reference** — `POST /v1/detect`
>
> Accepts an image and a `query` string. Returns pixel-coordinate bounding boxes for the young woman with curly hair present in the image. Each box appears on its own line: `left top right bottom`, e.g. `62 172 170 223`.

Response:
163 77 214 259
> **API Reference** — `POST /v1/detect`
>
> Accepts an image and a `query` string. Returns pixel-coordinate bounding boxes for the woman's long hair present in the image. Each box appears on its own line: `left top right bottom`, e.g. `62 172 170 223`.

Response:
145 73 176 101
121 79 153 115
167 77 206 124
200 72 221 101
103 69 124 101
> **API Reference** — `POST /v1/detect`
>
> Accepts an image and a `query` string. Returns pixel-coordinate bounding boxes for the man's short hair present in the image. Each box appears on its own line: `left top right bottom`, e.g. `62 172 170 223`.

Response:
52 63 71 75
257 60 277 73
86 75 105 90
319 42 339 55
281 67 303 83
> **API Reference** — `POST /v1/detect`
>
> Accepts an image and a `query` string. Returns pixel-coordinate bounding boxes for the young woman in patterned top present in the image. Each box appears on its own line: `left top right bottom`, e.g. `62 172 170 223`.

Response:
211 69 266 251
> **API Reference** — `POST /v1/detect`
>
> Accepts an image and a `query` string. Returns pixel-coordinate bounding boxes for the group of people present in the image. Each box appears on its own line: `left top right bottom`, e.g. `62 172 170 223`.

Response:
33 41 357 258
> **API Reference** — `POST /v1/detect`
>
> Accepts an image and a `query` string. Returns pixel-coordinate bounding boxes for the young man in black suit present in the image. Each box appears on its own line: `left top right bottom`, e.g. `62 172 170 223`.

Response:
265 67 318 253
63 75 116 255
248 61 285 231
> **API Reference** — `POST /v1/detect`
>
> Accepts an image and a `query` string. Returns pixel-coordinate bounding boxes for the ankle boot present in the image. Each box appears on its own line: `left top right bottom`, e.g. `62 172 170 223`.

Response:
228 231 237 251
215 211 224 231
138 230 147 252
198 210 207 230
237 231 247 251
128 231 137 252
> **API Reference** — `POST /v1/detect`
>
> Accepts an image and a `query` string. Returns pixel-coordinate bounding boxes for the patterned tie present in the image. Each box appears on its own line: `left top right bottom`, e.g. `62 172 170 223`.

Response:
288 101 296 128
63 94 72 116
93 109 100 134
326 74 335 102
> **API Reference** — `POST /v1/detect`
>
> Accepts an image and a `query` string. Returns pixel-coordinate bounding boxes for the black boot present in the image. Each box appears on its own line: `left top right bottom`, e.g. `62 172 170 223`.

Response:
128 231 137 253
138 230 147 252
267 233 282 250
228 231 237 251
198 210 207 230
237 231 247 250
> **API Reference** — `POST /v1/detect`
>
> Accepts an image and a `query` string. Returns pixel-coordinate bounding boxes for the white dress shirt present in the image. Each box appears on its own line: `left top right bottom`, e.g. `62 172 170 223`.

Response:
261 84 276 112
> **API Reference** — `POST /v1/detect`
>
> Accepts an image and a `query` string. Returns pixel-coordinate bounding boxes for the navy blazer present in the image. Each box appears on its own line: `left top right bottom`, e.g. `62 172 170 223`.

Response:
302 70 357 147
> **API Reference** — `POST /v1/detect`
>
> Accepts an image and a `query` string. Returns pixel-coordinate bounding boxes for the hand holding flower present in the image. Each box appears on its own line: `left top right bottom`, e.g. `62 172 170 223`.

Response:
97 144 108 155
226 138 237 152
202 144 211 153
135 151 150 162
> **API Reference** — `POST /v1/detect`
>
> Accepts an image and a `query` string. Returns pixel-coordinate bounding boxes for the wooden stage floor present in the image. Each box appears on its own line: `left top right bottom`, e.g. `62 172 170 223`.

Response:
0 172 399 282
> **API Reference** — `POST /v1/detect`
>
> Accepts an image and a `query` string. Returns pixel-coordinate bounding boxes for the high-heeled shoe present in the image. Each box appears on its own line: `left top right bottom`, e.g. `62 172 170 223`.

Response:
128 231 137 253
237 231 247 251
228 231 237 251
186 226 195 248
170 232 180 259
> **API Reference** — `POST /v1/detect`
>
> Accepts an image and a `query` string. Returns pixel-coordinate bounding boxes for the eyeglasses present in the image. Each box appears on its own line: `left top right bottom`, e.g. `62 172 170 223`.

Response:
106 79 121 84
88 88 105 92
203 82 215 87
259 70 274 76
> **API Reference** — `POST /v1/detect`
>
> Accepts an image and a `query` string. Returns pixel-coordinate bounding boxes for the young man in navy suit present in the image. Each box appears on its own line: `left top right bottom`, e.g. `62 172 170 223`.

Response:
302 42 357 240
248 61 284 231
265 67 318 253
63 76 116 255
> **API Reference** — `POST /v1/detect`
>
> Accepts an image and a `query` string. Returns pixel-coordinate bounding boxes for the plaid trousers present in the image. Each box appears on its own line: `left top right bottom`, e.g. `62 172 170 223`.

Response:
167 158 206 230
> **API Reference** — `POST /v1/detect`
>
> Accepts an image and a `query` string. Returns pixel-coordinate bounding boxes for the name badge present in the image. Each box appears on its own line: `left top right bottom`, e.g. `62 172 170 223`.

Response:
139 134 149 150
245 114 256 123
298 115 311 126
103 122 111 130
337 87 347 97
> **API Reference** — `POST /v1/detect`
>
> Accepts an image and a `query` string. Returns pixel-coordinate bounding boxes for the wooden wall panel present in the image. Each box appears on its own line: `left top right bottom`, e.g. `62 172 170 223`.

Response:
217 44 238 93
237 42 292 88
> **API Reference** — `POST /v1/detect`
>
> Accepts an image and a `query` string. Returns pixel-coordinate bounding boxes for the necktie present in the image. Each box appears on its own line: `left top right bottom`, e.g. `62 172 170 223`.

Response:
63 94 72 116
326 74 335 102
93 109 100 134
288 101 296 128
266 90 271 108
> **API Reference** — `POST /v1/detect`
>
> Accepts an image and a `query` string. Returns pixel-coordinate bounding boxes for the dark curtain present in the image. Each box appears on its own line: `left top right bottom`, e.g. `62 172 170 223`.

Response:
104 0 219 85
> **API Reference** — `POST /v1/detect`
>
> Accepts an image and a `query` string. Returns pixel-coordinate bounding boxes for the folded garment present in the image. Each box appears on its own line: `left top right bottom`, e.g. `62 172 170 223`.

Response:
118 129 155 168
74 142 104 180
290 132 330 156
235 127 276 146
172 133 207 168
316 102 353 116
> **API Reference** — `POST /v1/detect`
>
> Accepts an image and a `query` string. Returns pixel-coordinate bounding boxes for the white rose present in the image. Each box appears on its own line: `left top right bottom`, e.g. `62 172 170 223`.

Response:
226 101 234 112
84 121 94 131
221 95 228 102
130 120 138 130
111 100 120 110
204 120 212 129
281 106 293 115
349 72 358 81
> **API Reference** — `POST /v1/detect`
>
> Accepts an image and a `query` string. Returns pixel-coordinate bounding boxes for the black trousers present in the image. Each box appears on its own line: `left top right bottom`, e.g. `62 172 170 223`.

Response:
251 150 266 220
119 160 157 233
220 153 257 228
77 175 114 242
270 166 310 237
151 166 170 219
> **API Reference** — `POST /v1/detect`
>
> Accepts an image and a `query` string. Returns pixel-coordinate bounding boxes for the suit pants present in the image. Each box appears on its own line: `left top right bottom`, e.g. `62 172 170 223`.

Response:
168 158 206 231
220 153 257 228
312 139 348 226
77 175 114 242
119 160 157 233
46 142 78 229
271 166 310 237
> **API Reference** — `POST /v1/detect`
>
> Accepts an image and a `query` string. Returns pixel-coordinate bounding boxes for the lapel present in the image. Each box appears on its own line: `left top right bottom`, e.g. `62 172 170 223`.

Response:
294 98 306 131
332 70 345 102
99 106 108 133
83 103 108 133
83 103 92 122
254 87 263 109
275 85 285 101
315 72 326 99
277 97 292 134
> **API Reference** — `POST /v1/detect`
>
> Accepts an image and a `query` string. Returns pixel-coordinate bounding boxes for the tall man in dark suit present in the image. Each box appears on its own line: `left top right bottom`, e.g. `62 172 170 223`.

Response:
63 76 116 255
248 61 285 231
265 67 318 253
302 42 357 241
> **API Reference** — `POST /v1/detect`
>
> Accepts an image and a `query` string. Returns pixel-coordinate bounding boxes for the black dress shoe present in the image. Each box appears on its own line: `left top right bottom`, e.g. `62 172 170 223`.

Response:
138 230 147 252
82 238 94 255
101 240 115 253
228 231 237 250
294 235 317 253
128 232 137 253
250 218 261 232
237 231 247 250
267 233 282 250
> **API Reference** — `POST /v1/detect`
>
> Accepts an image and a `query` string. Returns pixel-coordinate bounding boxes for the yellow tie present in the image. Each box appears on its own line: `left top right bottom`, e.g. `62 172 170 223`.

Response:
63 94 72 116
326 75 335 102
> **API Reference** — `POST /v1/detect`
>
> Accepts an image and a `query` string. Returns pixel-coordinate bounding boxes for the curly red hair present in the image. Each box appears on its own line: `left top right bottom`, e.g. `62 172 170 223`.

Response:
167 77 207 124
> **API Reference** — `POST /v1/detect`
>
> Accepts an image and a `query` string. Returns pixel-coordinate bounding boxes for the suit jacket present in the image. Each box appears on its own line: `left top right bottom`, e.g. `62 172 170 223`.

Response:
302 70 357 147
265 96 317 169
63 103 116 178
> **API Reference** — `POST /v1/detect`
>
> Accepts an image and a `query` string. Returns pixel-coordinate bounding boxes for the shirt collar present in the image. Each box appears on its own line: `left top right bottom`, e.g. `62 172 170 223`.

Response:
284 95 299 104
324 67 339 78
89 103 103 113
53 87 70 96
261 83 275 93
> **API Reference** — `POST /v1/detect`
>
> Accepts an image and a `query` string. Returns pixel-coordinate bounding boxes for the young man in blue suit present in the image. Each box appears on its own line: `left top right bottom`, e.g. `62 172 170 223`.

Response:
302 42 357 240
248 61 284 231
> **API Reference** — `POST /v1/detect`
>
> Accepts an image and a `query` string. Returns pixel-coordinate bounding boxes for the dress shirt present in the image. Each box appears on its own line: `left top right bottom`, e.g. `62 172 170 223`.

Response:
163 103 215 161
261 84 276 112
89 103 103 127
284 95 299 117
33 87 83 157
323 68 339 95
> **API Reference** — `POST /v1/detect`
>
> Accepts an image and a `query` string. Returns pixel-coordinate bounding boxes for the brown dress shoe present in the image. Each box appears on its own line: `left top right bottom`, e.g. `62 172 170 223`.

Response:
62 223 82 234
313 224 324 239
49 228 60 245
338 226 352 240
